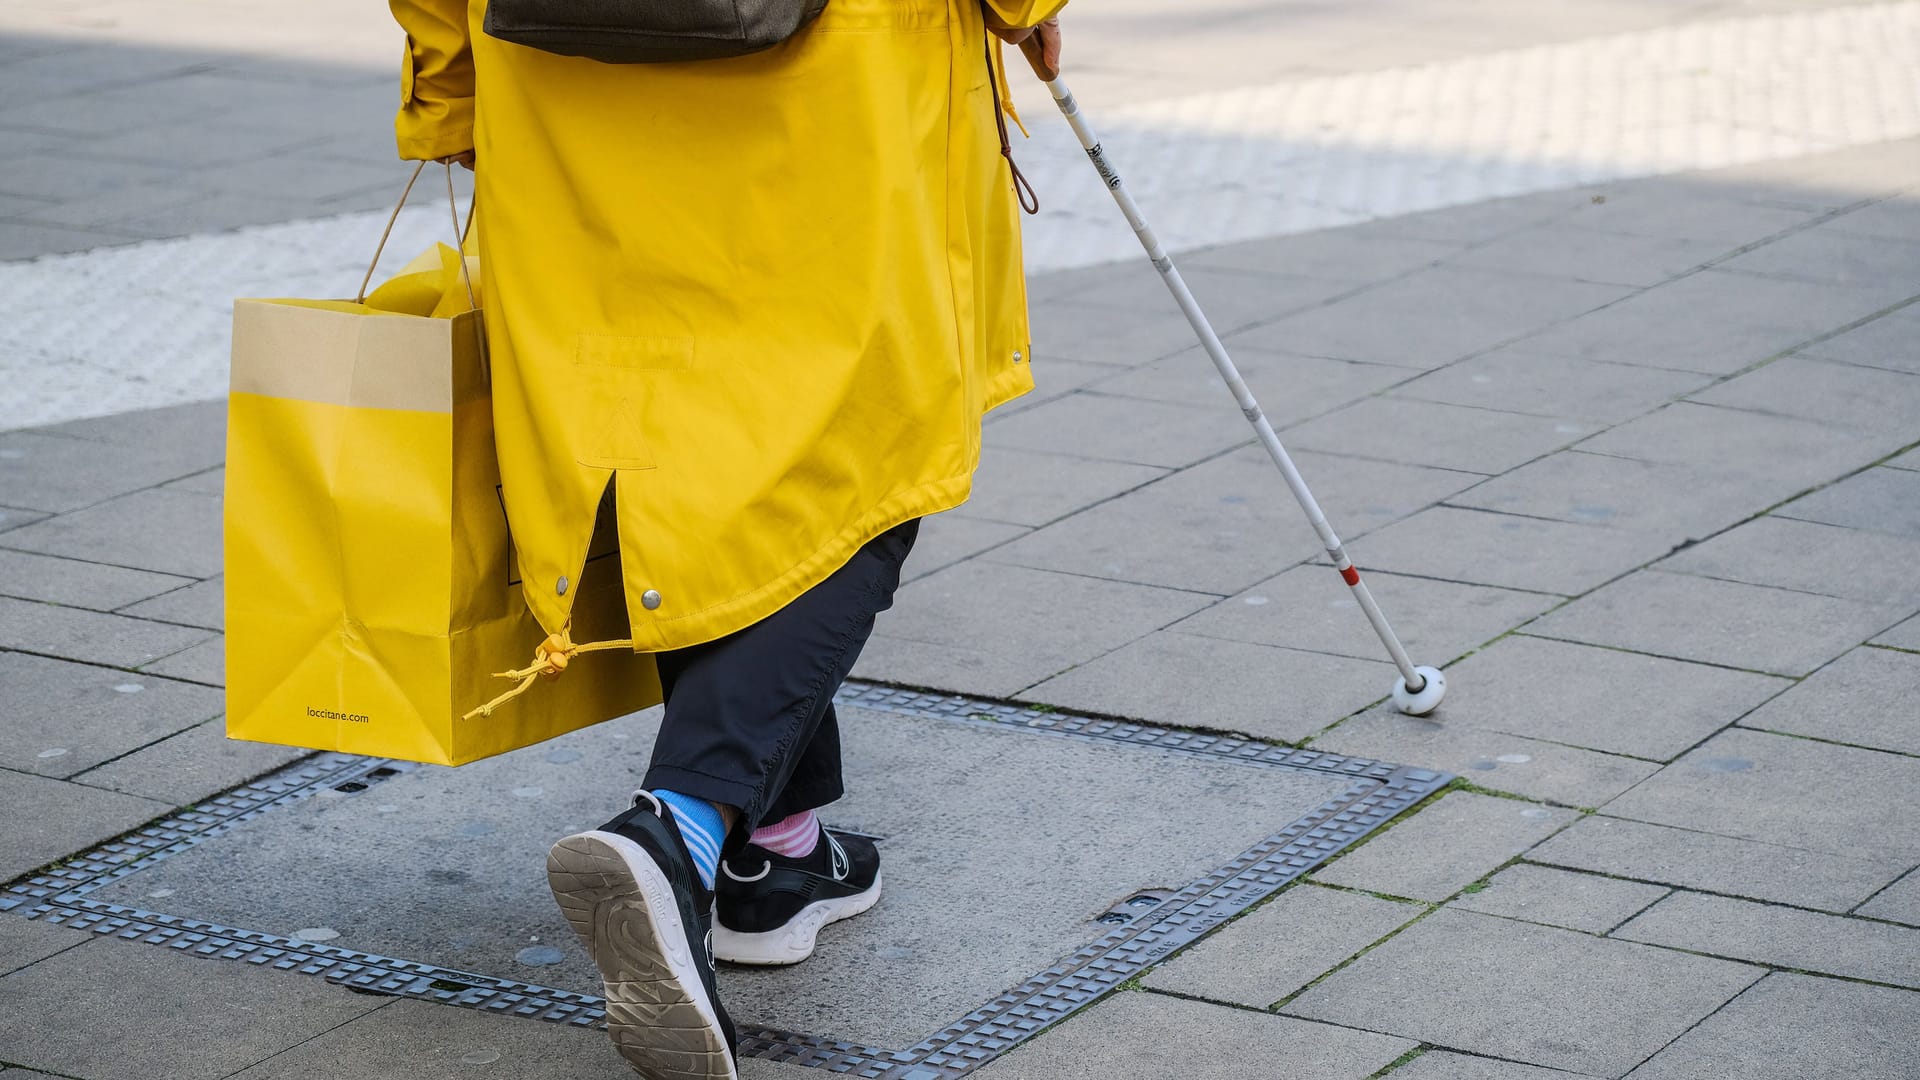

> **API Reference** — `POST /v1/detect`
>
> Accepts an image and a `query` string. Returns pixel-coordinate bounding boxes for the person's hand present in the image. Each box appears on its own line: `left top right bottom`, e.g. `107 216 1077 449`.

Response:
987 14 1061 76
437 150 475 171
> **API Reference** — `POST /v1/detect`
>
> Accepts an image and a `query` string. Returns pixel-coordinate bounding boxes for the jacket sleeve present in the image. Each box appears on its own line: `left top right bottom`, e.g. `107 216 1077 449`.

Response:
390 0 476 161
984 0 1070 30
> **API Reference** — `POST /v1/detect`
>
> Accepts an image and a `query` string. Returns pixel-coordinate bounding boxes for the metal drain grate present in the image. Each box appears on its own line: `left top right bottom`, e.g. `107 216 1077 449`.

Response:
2 681 1448 1078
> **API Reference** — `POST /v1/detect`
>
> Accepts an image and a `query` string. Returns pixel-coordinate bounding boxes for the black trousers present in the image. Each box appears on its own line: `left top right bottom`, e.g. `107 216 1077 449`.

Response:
641 518 919 846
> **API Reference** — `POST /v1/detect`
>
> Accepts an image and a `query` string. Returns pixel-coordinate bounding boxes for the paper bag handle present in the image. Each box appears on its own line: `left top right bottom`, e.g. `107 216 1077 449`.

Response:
356 160 479 311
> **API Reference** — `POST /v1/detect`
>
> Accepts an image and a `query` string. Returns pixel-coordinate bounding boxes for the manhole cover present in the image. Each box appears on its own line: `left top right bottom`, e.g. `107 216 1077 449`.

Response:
5 683 1446 1077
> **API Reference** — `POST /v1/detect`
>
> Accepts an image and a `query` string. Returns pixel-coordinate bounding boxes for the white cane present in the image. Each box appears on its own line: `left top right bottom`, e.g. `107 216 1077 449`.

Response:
1015 37 1446 716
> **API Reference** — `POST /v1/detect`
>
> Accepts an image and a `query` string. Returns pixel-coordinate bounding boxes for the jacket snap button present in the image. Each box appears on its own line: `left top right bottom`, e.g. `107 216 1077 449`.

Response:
1012 349 1024 363
642 590 662 610
556 576 569 596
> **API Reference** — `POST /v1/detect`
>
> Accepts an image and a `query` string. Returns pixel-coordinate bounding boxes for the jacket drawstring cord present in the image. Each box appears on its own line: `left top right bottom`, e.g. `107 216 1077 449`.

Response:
986 27 1040 215
463 631 635 720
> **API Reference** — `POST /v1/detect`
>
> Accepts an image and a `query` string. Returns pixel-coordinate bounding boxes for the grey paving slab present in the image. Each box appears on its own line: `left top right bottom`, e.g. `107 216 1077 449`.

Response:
856 561 1214 697
962 444 1166 528
0 430 214 514
0 768 169 882
1283 908 1763 1077
1825 187 1920 240
1019 631 1395 743
1061 261 1358 332
898 513 1027 584
1392 1051 1600 1080
972 990 1413 1080
1567 188 1816 244
1311 706 1660 808
1520 270 1908 375
1776 466 1920 539
1448 222 1730 287
1615 891 1920 988
39 399 227 454
1286 397 1600 476
1718 226 1920 290
1449 451 1767 539
1797 305 1920 374
1093 346 1409 426
991 446 1479 596
91 705 1351 1050
1353 507 1674 597
0 596 213 669
0 548 192 610
1603 728 1920 863
0 937 382 1080
1529 814 1907 913
1737 646 1920 756
70 718 309 807
1625 973 1920 1080
1527 570 1906 677
1228 265 1628 370
0 651 221 779
1313 792 1579 902
984 391 1251 469
1440 635 1790 761
0 149 192 206
0 914 90 977
0 506 48 534
1175 565 1557 668
1453 864 1668 935
1185 228 1461 284
140 634 224 685
0 220 145 257
162 466 225 495
1393 350 1710 425
988 356 1125 419
1578 402 1898 495
1874 615 1920 652
1364 191 1588 246
1858 870 1920 927
1142 883 1423 1008
1688 355 1920 434
0 486 221 578
114 574 222 629
228 998 610 1080
1028 299 1213 367
1658 516 1920 605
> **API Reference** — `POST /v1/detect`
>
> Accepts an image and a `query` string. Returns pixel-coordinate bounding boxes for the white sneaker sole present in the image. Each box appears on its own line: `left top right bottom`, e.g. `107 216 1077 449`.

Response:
713 872 882 967
547 830 739 1080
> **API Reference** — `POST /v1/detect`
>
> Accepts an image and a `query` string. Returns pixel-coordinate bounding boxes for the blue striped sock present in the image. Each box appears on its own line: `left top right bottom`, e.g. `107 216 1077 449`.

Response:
652 790 723 890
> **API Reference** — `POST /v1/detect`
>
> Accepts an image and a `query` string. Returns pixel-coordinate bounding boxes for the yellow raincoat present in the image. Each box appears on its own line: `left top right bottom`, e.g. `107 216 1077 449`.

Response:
389 0 1065 663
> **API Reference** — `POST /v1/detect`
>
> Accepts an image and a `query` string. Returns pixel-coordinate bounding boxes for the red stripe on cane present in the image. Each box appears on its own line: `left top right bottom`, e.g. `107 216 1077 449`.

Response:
1340 566 1361 586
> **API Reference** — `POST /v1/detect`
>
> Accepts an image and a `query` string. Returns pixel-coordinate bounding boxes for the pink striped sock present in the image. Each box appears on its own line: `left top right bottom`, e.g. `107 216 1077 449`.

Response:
749 810 821 858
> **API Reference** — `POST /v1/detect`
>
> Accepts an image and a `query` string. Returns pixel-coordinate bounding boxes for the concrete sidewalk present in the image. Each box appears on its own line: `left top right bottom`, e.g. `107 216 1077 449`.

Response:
4 1 1920 1078
4 144 1916 1079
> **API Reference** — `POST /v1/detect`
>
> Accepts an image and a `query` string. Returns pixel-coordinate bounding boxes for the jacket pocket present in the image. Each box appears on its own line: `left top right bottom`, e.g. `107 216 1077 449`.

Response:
570 335 696 470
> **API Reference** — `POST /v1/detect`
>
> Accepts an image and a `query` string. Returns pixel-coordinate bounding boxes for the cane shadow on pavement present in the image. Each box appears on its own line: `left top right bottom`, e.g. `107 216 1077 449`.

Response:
2 685 1446 1077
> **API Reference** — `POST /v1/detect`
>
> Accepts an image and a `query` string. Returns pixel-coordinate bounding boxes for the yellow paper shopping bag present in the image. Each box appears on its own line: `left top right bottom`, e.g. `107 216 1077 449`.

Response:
225 169 659 765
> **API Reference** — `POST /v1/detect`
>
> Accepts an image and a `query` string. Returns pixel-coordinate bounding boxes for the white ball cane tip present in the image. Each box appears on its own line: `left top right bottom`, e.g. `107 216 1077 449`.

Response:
1392 666 1447 716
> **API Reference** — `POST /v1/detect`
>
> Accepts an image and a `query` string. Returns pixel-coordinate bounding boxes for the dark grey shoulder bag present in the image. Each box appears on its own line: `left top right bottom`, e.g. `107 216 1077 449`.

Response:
483 0 829 63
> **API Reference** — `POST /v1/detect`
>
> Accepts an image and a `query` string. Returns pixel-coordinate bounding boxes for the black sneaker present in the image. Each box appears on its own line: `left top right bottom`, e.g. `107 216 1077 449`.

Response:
547 792 739 1080
713 827 881 966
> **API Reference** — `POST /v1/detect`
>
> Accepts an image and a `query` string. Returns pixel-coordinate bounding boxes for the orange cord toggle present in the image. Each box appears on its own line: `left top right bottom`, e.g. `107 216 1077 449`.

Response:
461 631 636 721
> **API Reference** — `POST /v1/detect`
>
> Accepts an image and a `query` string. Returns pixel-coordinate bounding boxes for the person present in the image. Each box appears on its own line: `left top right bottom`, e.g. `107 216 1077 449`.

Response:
386 2 1066 1076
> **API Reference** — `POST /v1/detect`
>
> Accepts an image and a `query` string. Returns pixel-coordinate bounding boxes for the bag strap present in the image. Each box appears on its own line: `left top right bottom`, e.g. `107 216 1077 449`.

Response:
356 160 479 311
